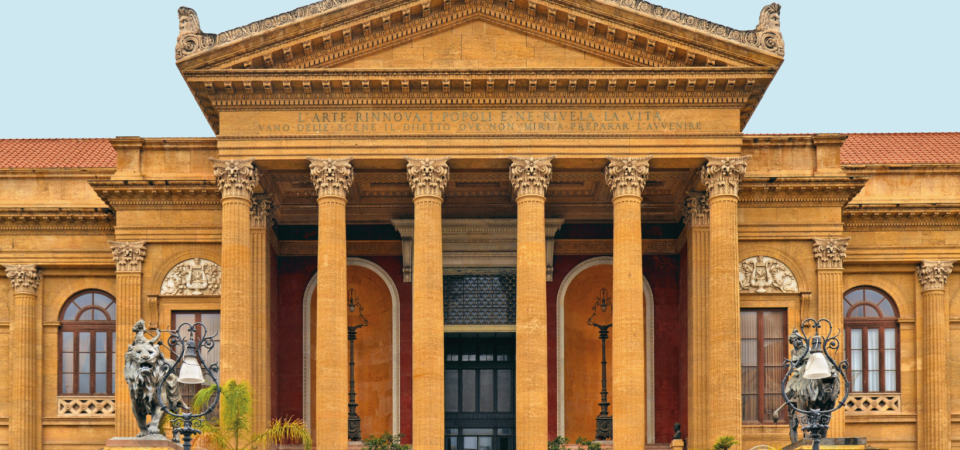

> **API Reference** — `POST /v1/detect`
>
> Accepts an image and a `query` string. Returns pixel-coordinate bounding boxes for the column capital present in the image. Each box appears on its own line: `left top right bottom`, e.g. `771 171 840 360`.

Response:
682 191 710 227
4 264 40 295
700 155 751 198
917 260 956 292
812 237 851 270
250 194 276 229
405 157 451 199
509 156 554 198
108 241 147 272
604 156 653 199
211 158 260 201
307 157 354 199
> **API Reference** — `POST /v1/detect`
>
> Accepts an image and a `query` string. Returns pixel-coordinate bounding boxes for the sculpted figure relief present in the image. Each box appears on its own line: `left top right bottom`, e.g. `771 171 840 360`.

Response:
739 256 798 293
160 258 222 296
124 320 190 438
175 7 215 60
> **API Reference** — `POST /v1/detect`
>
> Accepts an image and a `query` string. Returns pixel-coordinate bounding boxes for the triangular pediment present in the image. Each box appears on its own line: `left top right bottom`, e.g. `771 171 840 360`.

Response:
175 0 785 71
333 20 627 69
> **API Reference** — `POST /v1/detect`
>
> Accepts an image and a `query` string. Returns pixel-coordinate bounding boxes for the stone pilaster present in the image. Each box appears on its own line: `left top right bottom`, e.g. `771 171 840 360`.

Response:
5 264 41 450
307 157 354 450
108 241 146 438
682 192 709 450
701 155 749 448
211 158 259 388
605 156 652 450
405 157 449 450
509 156 552 450
812 237 850 437
916 260 955 450
250 195 274 432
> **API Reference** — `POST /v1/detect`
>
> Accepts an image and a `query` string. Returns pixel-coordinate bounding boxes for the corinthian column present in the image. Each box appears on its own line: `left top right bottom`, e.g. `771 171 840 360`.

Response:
5 264 41 450
250 195 274 432
603 157 652 450
211 158 260 387
701 155 749 447
405 157 450 450
682 193 709 449
108 241 147 437
509 156 553 450
811 237 850 437
307 157 354 450
917 260 955 450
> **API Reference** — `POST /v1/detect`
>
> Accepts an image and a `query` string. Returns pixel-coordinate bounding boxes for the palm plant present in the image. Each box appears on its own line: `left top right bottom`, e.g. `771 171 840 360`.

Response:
711 435 739 450
192 380 312 450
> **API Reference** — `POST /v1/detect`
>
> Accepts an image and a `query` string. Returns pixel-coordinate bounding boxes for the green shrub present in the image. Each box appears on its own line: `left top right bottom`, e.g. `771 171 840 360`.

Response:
711 435 739 450
362 432 410 450
548 436 570 450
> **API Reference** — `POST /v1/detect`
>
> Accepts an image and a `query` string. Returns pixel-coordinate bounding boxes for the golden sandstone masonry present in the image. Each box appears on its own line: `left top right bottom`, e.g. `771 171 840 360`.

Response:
1 0 959 450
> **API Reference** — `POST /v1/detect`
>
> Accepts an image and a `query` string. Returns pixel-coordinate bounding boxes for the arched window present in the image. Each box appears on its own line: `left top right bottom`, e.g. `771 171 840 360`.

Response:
844 287 899 393
59 290 116 395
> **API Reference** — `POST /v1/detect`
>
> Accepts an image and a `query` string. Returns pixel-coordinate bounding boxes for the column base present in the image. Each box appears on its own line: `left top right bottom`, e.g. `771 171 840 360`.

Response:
105 435 183 450
782 437 870 450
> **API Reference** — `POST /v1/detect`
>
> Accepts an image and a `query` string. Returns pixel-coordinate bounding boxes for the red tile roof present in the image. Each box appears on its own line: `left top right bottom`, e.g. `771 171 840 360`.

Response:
0 139 116 169
840 133 960 165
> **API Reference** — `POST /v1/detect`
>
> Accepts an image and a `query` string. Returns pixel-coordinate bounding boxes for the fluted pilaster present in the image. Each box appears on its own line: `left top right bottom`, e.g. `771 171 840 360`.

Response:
606 156 652 450
683 192 709 449
917 260 955 450
406 156 450 450
701 155 749 448
250 195 274 432
510 156 552 450
109 241 147 437
812 237 850 437
5 264 41 450
308 157 354 450
212 158 259 388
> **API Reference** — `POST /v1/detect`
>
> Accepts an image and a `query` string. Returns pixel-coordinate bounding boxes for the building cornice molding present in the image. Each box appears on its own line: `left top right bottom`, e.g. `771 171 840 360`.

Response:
89 181 223 210
0 208 114 235
738 176 868 207
843 203 960 231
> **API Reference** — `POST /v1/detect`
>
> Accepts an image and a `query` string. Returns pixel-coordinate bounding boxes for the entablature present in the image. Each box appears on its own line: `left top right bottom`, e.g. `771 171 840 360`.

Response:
89 180 222 211
0 208 114 235
738 176 868 208
843 203 960 231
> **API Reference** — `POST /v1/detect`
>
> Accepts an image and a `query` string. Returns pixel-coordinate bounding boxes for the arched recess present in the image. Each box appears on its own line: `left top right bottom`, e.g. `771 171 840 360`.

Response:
302 257 400 436
556 256 655 443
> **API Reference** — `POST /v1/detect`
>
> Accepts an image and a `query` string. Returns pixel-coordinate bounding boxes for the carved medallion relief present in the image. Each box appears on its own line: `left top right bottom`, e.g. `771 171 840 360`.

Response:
159 258 222 296
738 256 798 294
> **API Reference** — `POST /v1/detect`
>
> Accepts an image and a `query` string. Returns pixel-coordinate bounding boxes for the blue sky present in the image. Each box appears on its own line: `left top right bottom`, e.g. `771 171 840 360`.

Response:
1 0 956 138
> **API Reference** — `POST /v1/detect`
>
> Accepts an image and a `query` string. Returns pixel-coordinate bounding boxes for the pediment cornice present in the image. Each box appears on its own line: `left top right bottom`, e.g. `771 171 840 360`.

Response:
175 0 784 72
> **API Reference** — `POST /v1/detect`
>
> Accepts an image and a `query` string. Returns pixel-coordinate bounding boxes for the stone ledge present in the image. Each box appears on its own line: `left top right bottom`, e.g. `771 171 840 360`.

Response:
105 436 183 450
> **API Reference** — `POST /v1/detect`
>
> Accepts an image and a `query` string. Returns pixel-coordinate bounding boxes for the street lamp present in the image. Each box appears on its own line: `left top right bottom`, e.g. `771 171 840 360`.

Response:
347 288 369 441
159 322 221 450
779 318 850 450
587 288 612 441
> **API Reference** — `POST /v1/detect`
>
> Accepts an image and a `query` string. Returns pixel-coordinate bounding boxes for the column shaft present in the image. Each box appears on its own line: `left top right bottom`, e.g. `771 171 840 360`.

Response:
612 195 645 450
686 224 709 449
707 195 740 445
11 290 40 450
412 196 445 450
221 196 254 385
920 288 948 449
251 225 271 431
516 194 548 450
316 196 349 449
816 269 845 437
115 272 142 436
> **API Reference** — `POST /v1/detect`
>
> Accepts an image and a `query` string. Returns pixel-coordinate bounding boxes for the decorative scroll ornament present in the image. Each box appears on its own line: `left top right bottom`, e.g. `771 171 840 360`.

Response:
604 156 653 198
682 191 709 227
739 256 798 293
916 260 956 292
211 158 260 200
4 264 40 295
700 155 750 198
250 194 275 228
159 258 222 296
175 7 215 60
812 238 851 270
605 1 784 56
109 241 147 272
405 157 451 198
509 156 554 198
307 157 354 199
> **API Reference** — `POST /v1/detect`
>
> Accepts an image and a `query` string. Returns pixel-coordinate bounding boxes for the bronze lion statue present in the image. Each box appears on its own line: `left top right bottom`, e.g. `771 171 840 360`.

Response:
124 320 190 438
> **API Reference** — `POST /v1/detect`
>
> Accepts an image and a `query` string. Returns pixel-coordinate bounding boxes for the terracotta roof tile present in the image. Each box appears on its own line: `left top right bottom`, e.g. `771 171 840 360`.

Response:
0 139 116 169
840 133 960 165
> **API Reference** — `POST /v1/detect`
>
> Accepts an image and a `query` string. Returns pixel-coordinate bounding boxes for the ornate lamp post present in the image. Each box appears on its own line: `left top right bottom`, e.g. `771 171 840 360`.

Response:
159 322 221 450
347 288 369 441
588 288 613 441
777 318 851 450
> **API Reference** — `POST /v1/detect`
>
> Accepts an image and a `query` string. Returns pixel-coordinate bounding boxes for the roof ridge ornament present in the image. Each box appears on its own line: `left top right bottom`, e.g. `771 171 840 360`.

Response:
175 7 216 60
